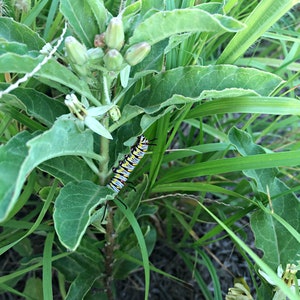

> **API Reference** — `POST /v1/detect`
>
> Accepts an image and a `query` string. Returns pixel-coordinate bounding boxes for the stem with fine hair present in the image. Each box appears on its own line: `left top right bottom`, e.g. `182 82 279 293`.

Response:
99 73 112 185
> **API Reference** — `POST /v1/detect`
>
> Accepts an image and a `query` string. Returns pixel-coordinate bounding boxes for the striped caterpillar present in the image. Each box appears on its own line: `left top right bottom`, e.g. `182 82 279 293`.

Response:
107 135 149 193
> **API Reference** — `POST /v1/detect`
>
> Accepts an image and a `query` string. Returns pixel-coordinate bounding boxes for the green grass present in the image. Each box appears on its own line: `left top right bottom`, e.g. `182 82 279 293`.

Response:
0 0 300 299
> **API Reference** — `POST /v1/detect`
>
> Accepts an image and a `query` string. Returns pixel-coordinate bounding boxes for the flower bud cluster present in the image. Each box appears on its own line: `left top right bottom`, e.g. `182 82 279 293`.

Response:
95 15 151 70
65 15 151 75
64 14 152 123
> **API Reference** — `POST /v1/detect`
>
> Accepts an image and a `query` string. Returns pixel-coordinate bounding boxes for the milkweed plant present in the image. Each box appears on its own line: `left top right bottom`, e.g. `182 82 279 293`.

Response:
0 0 300 299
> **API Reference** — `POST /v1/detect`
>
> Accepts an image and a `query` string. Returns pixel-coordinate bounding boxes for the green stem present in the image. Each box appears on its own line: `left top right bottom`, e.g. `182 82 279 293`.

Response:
99 118 110 185
102 74 112 105
99 73 112 185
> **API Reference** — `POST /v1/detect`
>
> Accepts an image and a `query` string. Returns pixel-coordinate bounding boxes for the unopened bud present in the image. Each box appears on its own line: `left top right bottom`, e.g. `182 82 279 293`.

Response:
124 42 151 66
103 49 123 71
73 65 89 77
87 48 104 63
94 33 106 48
65 36 88 66
105 17 124 50
109 105 121 121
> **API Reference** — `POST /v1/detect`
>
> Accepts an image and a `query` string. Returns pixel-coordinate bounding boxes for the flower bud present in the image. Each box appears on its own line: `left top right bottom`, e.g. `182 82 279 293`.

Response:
103 49 123 71
87 48 104 63
72 64 89 77
94 33 106 48
105 17 124 50
65 36 88 66
109 105 121 122
124 42 151 66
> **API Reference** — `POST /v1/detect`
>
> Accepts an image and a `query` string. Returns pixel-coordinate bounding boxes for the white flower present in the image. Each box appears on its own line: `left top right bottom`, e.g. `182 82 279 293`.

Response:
64 94 113 139
259 264 300 300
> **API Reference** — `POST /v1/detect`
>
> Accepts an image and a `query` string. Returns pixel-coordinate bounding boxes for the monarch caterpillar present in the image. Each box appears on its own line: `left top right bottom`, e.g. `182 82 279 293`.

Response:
107 135 149 193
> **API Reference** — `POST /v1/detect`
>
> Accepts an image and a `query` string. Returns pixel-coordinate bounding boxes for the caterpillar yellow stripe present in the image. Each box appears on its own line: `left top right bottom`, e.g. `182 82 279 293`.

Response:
107 135 149 193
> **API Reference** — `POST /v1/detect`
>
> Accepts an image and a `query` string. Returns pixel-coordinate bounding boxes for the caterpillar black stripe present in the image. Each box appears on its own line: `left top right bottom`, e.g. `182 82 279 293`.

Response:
107 135 149 193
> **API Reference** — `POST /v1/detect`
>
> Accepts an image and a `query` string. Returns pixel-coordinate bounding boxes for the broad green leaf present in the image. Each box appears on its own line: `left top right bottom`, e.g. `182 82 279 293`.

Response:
109 104 144 133
0 89 27 109
0 41 30 55
115 66 285 135
140 0 164 14
140 105 175 133
77 236 105 265
0 131 34 222
123 0 141 20
52 254 84 282
0 53 43 73
164 32 191 54
37 59 99 105
86 0 107 33
251 199 300 268
142 90 260 115
217 0 299 64
60 0 102 47
130 65 283 113
198 201 300 300
66 272 99 300
39 157 95 184
0 17 45 51
0 54 99 104
130 39 168 73
54 181 113 251
6 87 68 127
84 115 112 139
129 8 245 45
54 238 104 283
0 119 96 222
229 127 300 269
196 3 223 13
